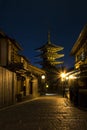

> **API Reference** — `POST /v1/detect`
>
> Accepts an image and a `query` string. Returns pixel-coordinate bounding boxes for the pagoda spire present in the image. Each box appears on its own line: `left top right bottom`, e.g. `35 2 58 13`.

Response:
48 31 51 44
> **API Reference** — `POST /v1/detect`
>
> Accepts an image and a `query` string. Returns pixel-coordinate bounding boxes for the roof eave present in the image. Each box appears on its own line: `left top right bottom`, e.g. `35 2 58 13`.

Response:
70 24 87 56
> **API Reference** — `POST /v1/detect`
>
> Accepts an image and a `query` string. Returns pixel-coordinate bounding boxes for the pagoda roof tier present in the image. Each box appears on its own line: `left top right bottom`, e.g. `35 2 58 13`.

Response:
35 32 64 52
36 61 64 65
36 43 64 52
51 61 64 65
36 52 64 59
35 32 64 67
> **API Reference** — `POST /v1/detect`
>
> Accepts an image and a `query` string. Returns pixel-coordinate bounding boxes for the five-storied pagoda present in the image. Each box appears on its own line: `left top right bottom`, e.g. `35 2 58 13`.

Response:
36 32 64 93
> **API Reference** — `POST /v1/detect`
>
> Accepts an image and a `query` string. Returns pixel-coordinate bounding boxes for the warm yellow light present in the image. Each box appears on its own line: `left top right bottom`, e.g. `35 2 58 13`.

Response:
69 75 76 79
66 77 69 80
60 72 66 81
60 73 66 78
41 75 45 79
46 84 49 88
69 75 74 79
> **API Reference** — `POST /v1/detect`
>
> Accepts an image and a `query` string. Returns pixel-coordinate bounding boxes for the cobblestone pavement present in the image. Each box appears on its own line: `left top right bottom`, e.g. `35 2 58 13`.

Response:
0 95 87 130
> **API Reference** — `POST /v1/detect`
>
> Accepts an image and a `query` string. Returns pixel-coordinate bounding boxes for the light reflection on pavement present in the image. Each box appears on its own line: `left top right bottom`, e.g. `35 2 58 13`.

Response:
0 95 87 130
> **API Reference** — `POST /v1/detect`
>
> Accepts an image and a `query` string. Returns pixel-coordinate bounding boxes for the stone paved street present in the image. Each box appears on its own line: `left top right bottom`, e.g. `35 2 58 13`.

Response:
0 95 87 130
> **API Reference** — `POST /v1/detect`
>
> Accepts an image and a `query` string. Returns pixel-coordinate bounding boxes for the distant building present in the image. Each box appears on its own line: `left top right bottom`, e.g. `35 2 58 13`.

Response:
35 32 64 93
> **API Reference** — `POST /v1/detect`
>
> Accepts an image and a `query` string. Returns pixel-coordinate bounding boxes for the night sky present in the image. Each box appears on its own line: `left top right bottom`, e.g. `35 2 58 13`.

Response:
0 0 87 69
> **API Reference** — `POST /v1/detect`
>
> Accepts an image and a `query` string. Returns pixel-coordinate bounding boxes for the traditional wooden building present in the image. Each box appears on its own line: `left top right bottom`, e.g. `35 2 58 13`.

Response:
0 31 22 67
65 24 87 107
35 32 64 93
36 32 64 68
71 25 87 69
70 24 87 85
0 30 46 107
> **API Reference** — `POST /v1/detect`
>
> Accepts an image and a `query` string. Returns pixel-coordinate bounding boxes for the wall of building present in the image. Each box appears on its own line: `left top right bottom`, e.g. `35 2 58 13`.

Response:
0 39 8 66
0 66 16 108
0 31 46 106
32 78 39 97
75 41 87 69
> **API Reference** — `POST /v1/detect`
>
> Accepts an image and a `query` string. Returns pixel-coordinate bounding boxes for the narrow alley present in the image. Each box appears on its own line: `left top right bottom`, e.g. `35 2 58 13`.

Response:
0 95 87 130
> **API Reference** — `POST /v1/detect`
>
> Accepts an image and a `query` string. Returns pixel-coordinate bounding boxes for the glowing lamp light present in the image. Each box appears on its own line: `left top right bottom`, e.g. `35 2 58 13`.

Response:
46 84 49 88
60 72 66 81
66 77 69 80
60 73 66 78
69 75 74 79
69 75 76 79
41 75 45 79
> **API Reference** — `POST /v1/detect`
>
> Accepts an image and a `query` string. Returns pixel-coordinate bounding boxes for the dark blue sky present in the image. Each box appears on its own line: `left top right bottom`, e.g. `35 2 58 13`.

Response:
0 0 87 68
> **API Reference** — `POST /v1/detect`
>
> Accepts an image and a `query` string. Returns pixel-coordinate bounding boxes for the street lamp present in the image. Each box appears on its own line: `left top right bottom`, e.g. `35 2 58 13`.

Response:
60 72 66 81
41 74 46 95
41 75 45 79
46 83 49 88
60 72 66 97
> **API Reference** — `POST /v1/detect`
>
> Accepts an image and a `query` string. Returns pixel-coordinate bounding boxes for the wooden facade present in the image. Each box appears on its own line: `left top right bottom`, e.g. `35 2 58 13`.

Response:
70 24 87 69
0 30 46 108
65 24 87 107
0 67 16 108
